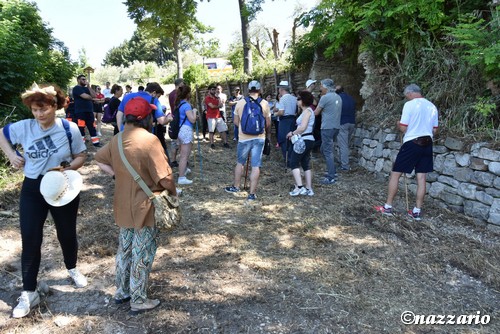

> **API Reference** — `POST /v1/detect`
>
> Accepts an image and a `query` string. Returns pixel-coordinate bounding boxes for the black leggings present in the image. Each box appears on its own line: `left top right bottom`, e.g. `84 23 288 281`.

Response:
19 177 80 291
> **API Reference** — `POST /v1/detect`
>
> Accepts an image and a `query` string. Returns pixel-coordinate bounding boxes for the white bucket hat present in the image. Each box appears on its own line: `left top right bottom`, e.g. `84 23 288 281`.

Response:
306 79 317 88
40 170 83 207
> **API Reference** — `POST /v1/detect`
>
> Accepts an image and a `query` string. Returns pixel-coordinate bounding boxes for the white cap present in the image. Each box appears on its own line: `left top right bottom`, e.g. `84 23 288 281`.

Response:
306 79 317 88
278 80 289 87
40 170 83 207
248 80 261 91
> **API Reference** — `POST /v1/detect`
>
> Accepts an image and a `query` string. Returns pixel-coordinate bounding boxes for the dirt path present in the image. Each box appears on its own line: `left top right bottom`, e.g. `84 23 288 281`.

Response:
0 123 499 333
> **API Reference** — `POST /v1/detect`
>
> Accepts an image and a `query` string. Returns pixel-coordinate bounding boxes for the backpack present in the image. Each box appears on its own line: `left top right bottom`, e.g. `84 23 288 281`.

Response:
102 98 117 123
168 101 187 140
241 96 265 135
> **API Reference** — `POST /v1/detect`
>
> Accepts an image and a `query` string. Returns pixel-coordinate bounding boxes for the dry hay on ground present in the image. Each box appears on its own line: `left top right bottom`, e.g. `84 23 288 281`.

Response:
0 123 499 333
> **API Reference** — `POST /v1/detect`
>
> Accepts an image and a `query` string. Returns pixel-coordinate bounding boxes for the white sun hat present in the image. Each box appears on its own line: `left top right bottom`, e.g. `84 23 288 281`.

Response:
306 79 317 88
40 170 83 207
278 80 289 87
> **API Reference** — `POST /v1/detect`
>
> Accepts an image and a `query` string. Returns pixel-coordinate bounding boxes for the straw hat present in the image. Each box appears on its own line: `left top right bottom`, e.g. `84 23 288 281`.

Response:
40 170 83 207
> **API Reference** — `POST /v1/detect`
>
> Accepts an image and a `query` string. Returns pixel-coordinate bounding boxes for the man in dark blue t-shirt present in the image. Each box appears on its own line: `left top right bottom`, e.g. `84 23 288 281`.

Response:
72 74 100 146
335 85 356 171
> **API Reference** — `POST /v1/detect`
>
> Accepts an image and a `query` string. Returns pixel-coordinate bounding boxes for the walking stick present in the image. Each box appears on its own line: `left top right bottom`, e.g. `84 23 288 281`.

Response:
243 152 250 190
195 112 204 181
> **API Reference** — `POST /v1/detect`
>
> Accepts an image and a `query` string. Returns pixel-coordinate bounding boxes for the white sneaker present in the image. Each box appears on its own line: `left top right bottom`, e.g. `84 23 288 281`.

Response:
185 168 191 175
68 268 88 288
12 291 40 318
289 187 307 196
178 177 193 185
304 188 315 196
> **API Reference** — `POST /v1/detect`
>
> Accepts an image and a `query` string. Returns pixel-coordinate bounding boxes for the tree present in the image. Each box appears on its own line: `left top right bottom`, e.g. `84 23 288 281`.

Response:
0 0 75 119
125 0 211 78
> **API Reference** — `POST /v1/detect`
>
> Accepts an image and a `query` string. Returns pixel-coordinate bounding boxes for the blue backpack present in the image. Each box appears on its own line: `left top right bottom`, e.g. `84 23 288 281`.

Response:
241 96 265 135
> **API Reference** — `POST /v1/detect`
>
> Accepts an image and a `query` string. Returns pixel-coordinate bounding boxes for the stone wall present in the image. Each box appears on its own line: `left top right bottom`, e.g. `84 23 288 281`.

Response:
352 126 500 225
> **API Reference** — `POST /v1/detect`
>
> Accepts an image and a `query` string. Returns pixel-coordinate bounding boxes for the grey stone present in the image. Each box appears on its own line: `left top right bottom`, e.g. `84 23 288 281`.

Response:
443 155 457 169
444 137 464 151
365 161 375 172
359 157 367 168
471 171 494 187
469 157 488 171
488 199 500 225
475 191 494 205
383 160 393 173
374 130 384 141
470 142 489 155
408 183 417 195
384 133 397 142
437 175 460 188
485 187 500 198
433 154 445 172
353 137 363 148
369 140 378 148
455 153 470 167
382 149 392 158
452 168 473 182
458 183 477 200
362 138 371 145
361 146 375 160
426 172 439 182
388 141 401 150
488 162 500 176
440 192 464 206
375 158 384 172
383 128 393 133
448 205 464 214
429 182 457 197
495 176 500 189
374 143 384 157
433 145 448 154
390 151 398 163
478 148 500 161
464 200 490 221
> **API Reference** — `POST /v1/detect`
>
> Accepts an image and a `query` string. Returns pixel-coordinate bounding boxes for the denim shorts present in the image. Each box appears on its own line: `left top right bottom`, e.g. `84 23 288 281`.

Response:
237 139 265 167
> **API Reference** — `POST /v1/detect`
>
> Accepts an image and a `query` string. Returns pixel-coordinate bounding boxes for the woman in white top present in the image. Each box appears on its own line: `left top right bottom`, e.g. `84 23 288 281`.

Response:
286 90 316 196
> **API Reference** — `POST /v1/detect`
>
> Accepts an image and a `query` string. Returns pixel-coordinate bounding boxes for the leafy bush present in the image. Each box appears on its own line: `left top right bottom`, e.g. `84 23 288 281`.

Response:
183 64 210 87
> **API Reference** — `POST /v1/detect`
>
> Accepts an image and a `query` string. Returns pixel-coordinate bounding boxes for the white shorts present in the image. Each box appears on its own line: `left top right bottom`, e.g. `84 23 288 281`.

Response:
207 118 228 133
178 124 193 144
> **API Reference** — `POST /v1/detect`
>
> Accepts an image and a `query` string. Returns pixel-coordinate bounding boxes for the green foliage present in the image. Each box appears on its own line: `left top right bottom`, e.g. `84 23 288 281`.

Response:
183 64 210 87
445 8 500 83
103 28 175 67
93 61 177 87
0 0 75 121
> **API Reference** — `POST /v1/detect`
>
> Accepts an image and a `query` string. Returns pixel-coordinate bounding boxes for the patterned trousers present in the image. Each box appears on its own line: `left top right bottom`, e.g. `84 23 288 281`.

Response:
115 226 158 303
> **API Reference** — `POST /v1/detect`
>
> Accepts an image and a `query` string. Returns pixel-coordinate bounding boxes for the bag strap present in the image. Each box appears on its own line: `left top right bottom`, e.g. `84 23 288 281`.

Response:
117 132 155 200
177 101 188 126
61 118 73 156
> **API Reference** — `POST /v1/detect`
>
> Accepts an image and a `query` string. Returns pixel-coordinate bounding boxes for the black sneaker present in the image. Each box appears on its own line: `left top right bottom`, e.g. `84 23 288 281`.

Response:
225 186 240 193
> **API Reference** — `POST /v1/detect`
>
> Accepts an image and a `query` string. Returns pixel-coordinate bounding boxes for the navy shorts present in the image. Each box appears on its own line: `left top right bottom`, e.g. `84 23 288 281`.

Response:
393 141 433 174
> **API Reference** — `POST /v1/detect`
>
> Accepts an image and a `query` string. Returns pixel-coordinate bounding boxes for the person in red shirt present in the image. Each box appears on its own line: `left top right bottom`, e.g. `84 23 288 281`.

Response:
204 84 229 149
93 86 105 137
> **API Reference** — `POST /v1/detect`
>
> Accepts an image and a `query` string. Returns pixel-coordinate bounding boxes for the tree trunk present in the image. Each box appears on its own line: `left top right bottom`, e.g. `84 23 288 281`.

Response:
238 0 252 75
173 34 183 78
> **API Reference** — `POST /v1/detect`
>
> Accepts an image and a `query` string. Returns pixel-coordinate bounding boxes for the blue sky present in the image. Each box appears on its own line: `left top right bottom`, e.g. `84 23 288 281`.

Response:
34 0 315 67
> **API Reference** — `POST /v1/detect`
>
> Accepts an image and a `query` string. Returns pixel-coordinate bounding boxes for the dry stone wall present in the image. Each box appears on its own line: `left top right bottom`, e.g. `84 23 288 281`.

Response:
352 126 500 225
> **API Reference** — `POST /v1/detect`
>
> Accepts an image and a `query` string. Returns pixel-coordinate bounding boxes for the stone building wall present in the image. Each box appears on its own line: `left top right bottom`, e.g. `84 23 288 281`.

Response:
352 126 500 226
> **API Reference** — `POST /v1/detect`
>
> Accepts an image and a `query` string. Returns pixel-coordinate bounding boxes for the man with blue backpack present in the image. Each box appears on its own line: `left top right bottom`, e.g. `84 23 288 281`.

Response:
224 80 271 201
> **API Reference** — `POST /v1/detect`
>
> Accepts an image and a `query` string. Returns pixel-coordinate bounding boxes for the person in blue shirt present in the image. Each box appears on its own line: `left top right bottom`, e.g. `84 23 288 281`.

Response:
335 85 356 171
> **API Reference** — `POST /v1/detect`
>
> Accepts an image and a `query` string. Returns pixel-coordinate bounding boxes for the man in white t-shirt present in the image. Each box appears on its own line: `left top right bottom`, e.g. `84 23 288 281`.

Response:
377 84 439 220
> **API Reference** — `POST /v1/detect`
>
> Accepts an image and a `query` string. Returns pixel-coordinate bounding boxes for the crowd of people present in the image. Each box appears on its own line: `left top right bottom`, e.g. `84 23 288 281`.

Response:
0 74 438 317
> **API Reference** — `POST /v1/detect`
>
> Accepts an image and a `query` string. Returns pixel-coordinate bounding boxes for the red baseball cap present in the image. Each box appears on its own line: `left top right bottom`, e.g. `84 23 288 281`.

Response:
124 97 157 120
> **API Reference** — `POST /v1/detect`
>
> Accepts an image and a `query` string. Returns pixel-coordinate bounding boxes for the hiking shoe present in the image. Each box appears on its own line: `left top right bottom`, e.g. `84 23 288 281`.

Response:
225 186 240 193
375 206 394 216
320 177 336 185
68 268 88 288
130 298 160 315
178 176 193 185
223 143 230 148
247 194 257 201
408 210 422 221
304 188 314 196
12 291 40 318
170 161 179 168
289 187 307 196
210 144 215 149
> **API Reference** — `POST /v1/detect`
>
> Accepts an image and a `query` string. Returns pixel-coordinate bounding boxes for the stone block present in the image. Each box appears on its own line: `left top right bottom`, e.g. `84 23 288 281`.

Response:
452 168 473 182
369 140 378 148
437 175 460 188
374 143 384 157
464 200 490 221
429 182 457 198
383 160 393 173
488 199 500 225
354 137 363 148
488 162 500 176
444 137 464 151
458 183 477 200
384 133 397 142
443 155 457 169
359 157 367 168
382 149 392 158
455 153 470 167
375 158 384 172
475 191 494 205
478 148 500 161
485 187 500 198
440 192 464 206
470 142 489 155
470 171 494 187
408 183 417 195
470 157 488 171
374 130 384 141
365 161 375 172
495 177 500 189
427 172 439 182
434 154 445 172
388 141 401 150
433 145 448 154
361 146 375 160
390 151 398 162
362 138 371 145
